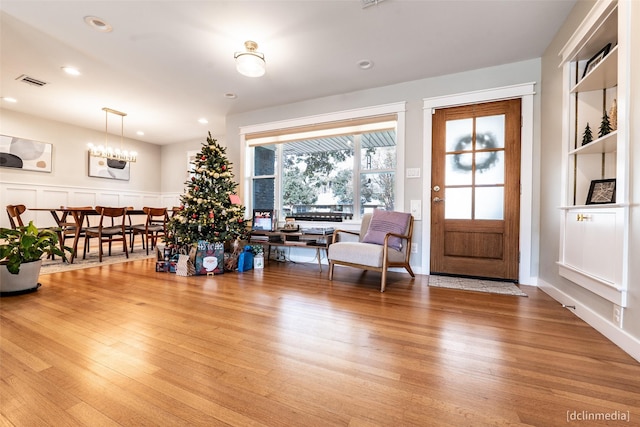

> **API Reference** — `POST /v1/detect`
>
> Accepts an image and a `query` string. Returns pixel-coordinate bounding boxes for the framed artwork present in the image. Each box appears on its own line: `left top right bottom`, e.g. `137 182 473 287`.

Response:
582 43 612 79
88 153 130 180
0 134 52 172
586 178 616 205
252 209 275 231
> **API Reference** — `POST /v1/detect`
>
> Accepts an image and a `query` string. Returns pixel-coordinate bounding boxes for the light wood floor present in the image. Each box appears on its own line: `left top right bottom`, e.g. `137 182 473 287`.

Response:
1 259 638 426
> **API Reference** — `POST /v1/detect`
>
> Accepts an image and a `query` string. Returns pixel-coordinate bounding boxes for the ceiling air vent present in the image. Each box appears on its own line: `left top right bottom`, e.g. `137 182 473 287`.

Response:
16 74 48 87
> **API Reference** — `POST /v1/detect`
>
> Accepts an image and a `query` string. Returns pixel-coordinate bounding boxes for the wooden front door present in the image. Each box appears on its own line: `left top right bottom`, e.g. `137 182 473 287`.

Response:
430 99 521 281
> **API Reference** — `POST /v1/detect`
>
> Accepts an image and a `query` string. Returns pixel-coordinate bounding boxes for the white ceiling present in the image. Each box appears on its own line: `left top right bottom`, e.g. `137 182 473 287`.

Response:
0 0 576 146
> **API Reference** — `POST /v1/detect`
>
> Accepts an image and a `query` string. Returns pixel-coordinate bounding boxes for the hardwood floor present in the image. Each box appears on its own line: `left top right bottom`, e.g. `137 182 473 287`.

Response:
1 259 638 426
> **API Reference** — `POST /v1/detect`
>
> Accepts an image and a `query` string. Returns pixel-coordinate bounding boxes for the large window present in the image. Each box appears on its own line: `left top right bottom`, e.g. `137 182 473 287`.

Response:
242 104 405 221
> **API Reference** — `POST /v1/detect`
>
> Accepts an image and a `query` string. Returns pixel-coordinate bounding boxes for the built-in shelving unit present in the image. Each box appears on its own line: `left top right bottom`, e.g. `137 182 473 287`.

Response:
557 0 629 307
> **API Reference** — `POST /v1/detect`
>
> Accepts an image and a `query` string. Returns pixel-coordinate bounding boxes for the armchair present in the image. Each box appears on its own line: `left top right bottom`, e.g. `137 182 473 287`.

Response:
328 211 415 292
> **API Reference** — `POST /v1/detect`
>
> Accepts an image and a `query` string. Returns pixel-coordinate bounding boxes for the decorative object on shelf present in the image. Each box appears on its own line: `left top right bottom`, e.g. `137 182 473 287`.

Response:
582 42 611 79
599 110 612 138
252 209 275 232
168 132 247 245
586 178 616 205
234 40 266 78
88 107 137 162
0 134 52 172
581 123 593 146
609 99 618 131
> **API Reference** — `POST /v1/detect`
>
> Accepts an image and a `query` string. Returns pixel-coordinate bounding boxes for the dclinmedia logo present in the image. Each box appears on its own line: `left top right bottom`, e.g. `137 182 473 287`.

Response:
567 410 630 423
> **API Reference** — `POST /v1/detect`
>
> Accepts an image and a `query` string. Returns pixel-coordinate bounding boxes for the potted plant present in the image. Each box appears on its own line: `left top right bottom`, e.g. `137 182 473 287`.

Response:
0 221 70 294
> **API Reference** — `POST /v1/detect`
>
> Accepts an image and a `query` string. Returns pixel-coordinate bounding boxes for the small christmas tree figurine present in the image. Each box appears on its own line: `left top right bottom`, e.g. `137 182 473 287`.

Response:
168 132 247 245
599 110 612 138
609 99 618 131
582 123 593 146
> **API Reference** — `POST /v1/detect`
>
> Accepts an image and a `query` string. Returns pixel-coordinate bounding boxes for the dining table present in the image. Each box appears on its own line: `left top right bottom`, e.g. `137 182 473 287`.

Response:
29 207 145 263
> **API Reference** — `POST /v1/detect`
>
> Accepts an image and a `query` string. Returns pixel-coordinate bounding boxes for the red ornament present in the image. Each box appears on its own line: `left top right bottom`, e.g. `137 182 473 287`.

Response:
221 165 226 171
192 213 197 219
201 155 206 161
194 186 199 192
209 211 214 218
191 176 195 182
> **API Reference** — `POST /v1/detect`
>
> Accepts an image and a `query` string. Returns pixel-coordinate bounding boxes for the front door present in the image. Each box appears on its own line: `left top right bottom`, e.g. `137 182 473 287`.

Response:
430 99 521 281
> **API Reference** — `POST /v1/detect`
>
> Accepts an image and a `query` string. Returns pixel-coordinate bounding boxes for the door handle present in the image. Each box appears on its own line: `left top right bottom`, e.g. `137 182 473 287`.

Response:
433 197 445 203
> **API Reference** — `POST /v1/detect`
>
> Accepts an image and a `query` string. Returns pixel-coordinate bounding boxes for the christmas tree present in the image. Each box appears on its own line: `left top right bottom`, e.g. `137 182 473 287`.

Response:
581 122 593 146
168 132 247 245
599 111 612 138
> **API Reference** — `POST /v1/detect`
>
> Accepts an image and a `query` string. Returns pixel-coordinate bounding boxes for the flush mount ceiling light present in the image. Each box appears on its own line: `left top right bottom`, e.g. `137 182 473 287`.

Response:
88 107 137 163
234 41 266 78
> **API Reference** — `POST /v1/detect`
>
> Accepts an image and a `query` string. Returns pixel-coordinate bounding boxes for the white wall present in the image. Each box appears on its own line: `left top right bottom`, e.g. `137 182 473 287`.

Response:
539 0 639 360
221 59 542 277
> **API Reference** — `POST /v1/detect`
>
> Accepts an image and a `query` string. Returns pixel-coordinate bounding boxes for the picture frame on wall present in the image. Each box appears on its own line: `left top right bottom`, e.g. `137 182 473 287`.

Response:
582 43 612 79
586 178 616 205
0 134 53 173
88 153 130 180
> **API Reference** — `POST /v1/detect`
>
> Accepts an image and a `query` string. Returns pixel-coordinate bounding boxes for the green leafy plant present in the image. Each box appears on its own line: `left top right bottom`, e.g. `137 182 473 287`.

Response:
249 244 264 256
0 221 71 274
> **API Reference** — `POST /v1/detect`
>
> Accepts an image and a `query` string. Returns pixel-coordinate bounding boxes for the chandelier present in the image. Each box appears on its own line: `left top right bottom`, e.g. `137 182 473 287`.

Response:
88 107 137 162
234 41 266 78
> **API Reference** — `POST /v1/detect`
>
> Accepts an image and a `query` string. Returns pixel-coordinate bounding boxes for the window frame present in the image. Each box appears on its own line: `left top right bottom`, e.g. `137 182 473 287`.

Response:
240 102 406 224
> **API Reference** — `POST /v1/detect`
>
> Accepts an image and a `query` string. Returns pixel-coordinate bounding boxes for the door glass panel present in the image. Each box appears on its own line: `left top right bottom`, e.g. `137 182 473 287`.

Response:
476 115 505 149
445 187 472 219
445 118 473 152
446 153 473 185
475 151 504 185
475 187 504 220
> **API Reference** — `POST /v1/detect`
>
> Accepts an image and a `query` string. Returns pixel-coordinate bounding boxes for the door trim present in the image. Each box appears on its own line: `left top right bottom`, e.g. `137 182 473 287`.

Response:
422 82 536 284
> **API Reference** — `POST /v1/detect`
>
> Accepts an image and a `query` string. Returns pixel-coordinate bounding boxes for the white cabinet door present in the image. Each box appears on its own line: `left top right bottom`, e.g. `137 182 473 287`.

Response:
563 209 622 285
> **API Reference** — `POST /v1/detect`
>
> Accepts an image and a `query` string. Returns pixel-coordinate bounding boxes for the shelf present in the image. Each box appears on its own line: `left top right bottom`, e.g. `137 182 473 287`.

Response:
569 130 617 155
571 45 618 93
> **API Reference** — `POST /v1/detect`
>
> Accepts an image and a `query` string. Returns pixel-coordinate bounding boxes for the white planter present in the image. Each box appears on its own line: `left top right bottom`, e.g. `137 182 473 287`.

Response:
0 260 43 294
253 255 264 269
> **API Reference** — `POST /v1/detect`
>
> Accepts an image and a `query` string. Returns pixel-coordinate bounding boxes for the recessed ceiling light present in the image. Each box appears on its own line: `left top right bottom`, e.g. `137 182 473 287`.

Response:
136 131 144 136
61 66 81 76
198 118 208 124
357 59 373 70
2 97 17 103
84 16 112 33
224 93 237 99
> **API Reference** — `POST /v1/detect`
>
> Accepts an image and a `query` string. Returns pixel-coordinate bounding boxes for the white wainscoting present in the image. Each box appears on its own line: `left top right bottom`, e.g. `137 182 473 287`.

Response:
1 182 182 228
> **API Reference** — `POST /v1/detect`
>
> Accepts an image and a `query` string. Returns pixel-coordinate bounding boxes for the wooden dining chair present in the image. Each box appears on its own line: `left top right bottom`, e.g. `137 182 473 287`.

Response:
6 204 27 229
82 206 129 262
130 207 168 255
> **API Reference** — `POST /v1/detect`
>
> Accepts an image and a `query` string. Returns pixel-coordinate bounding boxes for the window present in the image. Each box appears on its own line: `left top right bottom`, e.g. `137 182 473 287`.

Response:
242 104 405 221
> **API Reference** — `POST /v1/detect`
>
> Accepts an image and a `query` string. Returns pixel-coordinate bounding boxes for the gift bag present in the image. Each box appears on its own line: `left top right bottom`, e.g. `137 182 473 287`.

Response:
194 241 224 275
175 254 195 276
237 246 254 272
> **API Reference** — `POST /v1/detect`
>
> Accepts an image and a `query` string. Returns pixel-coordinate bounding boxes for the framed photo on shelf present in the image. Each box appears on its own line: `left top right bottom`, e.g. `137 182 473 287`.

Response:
586 178 616 205
252 209 276 231
582 43 611 79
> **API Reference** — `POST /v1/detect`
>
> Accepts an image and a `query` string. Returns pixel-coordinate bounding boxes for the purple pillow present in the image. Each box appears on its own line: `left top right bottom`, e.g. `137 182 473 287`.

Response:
362 210 411 251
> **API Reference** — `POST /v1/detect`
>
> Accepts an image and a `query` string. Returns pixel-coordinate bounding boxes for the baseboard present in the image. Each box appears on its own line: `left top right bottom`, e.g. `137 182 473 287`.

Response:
538 278 640 363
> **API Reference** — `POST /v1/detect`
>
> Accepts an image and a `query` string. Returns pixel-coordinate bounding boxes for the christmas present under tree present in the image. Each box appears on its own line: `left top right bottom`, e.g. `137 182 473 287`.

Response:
168 132 247 247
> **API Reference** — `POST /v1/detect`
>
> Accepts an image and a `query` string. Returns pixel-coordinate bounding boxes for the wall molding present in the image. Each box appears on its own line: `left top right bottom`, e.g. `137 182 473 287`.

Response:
538 278 640 363
1 181 181 228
